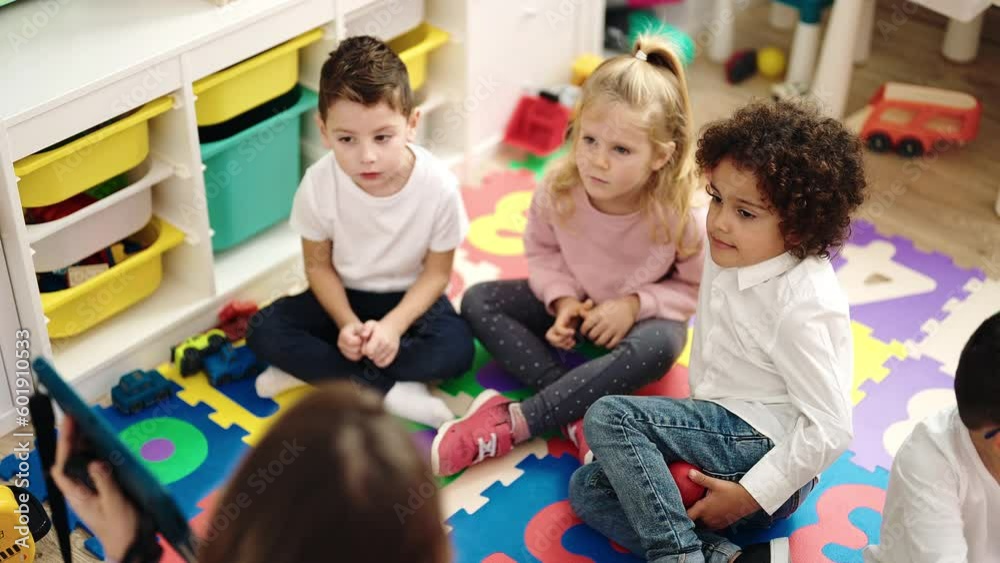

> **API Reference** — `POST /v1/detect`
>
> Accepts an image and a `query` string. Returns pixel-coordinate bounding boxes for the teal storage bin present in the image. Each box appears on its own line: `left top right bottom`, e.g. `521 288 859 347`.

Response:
201 87 318 252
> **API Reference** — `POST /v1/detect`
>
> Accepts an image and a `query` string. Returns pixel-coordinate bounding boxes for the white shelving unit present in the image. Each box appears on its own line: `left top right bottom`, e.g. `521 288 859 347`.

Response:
0 0 604 432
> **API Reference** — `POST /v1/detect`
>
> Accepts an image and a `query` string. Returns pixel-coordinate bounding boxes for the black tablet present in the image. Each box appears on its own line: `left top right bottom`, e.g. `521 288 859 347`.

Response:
31 357 197 561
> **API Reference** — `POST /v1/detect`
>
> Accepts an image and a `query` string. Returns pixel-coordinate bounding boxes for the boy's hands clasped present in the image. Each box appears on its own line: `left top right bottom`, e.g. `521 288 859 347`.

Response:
547 295 640 350
338 319 402 368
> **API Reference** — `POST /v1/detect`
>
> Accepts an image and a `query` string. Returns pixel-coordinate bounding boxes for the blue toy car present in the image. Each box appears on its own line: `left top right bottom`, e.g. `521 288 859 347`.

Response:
203 344 267 387
111 369 173 415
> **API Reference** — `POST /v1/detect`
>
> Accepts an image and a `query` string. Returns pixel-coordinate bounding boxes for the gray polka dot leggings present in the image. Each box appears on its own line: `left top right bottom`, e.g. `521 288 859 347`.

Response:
461 279 688 436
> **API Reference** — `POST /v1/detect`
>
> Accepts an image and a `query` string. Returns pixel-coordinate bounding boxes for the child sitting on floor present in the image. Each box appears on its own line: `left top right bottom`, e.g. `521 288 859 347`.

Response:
570 99 868 563
246 36 473 428
432 35 705 476
864 311 1000 562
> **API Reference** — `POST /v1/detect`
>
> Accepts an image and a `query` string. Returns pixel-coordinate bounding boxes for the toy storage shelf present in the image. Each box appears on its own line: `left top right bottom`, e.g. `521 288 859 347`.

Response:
0 0 349 400
50 273 208 390
0 0 344 161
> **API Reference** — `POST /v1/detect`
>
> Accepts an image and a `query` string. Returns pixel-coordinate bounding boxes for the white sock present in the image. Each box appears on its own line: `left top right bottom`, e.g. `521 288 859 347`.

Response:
255 366 307 398
384 382 455 428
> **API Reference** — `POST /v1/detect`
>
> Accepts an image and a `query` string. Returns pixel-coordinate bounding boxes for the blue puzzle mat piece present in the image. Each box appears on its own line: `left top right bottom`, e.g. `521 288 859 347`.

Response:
211 375 279 418
95 396 249 520
732 452 889 548
85 537 104 560
0 442 46 500
446 454 639 563
80 398 248 560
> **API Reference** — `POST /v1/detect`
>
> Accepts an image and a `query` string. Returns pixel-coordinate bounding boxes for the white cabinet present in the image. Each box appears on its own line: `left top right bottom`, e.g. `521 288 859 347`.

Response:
0 0 603 433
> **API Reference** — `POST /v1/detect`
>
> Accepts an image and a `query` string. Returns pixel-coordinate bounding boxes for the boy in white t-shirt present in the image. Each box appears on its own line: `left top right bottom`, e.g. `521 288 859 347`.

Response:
247 36 473 428
865 312 1000 563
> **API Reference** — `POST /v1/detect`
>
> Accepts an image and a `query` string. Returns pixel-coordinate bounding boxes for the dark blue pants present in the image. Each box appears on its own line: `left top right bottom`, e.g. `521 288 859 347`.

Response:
246 288 474 394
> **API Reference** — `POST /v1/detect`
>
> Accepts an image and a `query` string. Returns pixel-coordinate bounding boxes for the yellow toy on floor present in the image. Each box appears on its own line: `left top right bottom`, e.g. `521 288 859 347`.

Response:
0 485 50 562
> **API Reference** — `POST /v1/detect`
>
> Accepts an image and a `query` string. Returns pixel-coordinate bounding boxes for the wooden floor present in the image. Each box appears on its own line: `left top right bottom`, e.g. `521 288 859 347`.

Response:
10 2 1000 561
684 1 1000 277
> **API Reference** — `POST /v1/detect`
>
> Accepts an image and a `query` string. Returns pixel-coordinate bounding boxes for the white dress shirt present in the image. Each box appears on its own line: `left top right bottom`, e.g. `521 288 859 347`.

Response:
688 251 854 515
864 406 1000 563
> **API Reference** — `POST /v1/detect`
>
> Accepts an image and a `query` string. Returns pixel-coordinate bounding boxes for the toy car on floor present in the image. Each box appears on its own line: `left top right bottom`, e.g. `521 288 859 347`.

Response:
111 369 173 415
859 82 981 157
216 300 259 342
171 329 228 376
203 343 267 387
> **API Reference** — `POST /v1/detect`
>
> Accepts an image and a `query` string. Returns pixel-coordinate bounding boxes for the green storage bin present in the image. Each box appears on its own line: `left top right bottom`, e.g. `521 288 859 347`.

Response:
201 87 318 252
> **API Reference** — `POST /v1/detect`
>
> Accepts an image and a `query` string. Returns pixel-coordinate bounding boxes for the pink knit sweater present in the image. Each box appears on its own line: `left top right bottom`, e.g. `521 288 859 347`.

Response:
525 185 705 322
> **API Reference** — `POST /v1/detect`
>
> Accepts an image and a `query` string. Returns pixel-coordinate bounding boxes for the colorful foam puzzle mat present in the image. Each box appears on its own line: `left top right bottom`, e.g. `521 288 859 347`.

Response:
5 160 999 561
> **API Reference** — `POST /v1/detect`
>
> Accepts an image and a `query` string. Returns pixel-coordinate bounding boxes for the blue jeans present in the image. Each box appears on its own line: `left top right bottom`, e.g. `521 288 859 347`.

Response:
568 396 816 563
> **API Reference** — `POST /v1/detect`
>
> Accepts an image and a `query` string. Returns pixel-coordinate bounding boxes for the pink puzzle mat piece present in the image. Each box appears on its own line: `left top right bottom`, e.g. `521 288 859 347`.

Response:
462 169 535 281
790 484 886 562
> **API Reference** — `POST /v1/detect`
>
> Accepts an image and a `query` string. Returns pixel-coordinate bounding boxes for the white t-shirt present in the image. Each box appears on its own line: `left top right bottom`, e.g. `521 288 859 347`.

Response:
864 406 1000 563
289 145 469 292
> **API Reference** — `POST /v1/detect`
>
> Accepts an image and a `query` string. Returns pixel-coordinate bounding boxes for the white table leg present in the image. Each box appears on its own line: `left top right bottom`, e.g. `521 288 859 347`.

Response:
854 0 876 64
709 0 735 63
810 0 864 119
770 1 798 29
942 12 985 63
787 21 821 84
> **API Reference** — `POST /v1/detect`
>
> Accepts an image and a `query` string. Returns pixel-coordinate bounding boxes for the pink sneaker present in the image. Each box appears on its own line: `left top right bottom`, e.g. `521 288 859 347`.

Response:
431 390 515 476
564 419 594 465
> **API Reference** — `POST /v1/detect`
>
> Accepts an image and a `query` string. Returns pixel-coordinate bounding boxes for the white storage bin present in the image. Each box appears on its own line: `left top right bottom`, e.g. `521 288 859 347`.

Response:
345 0 423 41
27 158 171 272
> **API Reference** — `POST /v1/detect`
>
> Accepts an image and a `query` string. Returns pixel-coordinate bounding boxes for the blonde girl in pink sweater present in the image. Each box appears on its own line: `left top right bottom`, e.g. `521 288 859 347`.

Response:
432 36 705 476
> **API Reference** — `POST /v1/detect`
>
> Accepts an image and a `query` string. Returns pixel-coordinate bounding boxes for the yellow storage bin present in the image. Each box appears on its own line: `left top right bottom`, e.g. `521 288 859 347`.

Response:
14 98 173 209
41 217 185 338
193 28 323 126
388 23 450 91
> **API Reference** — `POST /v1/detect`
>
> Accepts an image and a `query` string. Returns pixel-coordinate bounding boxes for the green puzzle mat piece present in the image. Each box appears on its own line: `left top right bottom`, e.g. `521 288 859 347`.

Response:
508 146 569 181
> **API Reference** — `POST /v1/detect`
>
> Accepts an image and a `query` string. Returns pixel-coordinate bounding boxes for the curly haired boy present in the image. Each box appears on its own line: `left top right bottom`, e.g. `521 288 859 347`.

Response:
569 99 868 563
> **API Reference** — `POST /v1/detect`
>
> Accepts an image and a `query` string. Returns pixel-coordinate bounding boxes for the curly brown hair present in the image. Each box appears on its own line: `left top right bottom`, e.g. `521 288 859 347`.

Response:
695 99 867 259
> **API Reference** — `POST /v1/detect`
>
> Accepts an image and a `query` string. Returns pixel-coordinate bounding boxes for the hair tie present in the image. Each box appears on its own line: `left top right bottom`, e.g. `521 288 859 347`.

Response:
634 50 648 62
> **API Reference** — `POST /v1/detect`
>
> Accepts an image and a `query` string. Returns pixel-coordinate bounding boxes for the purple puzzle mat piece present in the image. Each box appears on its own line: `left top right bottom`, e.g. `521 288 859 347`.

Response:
833 221 984 343
476 361 527 393
851 356 954 471
411 428 436 464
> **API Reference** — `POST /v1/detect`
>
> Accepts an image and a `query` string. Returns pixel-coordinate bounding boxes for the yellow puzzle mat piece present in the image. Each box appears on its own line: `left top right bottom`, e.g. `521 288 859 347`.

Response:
158 353 310 446
851 321 908 405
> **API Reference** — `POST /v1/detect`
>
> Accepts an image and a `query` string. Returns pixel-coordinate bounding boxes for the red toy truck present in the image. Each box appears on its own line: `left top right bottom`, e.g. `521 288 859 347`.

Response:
859 82 981 158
